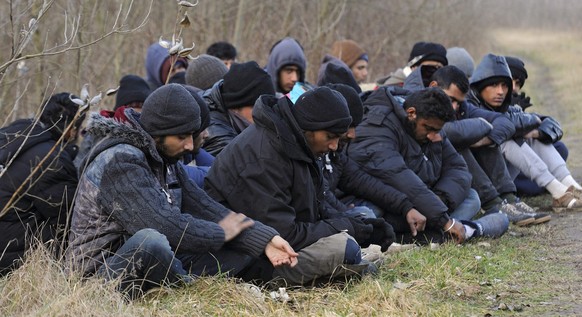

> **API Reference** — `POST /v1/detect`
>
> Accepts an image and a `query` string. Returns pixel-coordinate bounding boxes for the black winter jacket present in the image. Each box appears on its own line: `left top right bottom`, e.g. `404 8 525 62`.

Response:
0 119 77 272
346 87 472 229
403 67 497 149
205 95 359 250
323 150 414 217
202 80 243 156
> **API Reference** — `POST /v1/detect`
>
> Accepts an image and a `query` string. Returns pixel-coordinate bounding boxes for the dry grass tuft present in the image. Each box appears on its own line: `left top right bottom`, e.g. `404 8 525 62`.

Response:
0 245 147 316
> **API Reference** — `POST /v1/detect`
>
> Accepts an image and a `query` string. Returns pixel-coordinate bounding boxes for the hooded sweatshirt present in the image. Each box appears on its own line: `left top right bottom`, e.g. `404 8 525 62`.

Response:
145 43 170 89
266 37 307 93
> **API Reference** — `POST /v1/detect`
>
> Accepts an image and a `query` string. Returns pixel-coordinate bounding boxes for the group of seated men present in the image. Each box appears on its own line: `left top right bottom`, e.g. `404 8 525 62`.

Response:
1 38 580 298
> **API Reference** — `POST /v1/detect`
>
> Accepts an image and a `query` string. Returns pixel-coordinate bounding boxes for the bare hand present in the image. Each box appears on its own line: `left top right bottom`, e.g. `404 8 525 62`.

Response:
444 219 465 244
470 136 493 148
405 208 426 237
265 235 299 267
523 129 540 139
218 211 254 242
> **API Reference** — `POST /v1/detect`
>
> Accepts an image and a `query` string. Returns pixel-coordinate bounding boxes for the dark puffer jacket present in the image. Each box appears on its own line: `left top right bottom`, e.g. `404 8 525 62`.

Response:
323 150 414 217
402 66 500 149
346 87 471 229
205 95 359 251
67 111 277 275
0 119 77 273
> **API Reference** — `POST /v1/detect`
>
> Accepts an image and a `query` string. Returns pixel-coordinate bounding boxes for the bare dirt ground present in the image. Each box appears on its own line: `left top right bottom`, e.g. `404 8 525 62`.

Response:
489 29 582 315
541 212 582 315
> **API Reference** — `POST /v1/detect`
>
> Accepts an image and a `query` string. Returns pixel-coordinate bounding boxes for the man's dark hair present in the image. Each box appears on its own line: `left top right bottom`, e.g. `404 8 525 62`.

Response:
430 65 469 94
40 92 84 139
404 88 455 122
206 41 237 60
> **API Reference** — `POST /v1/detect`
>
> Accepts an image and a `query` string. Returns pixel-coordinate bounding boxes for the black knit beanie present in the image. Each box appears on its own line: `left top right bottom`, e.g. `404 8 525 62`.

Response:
325 83 363 127
317 62 362 94
168 71 186 84
221 61 275 109
140 84 201 136
408 42 448 67
291 86 352 134
183 85 210 134
504 56 528 87
115 75 152 110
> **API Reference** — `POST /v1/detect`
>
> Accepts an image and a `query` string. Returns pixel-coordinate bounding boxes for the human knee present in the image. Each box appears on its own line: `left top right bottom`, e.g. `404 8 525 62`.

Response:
343 238 361 264
131 228 172 254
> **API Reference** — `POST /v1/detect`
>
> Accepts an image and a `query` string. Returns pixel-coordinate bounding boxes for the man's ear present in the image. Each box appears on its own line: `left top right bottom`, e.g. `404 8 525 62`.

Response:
428 81 438 88
406 107 416 120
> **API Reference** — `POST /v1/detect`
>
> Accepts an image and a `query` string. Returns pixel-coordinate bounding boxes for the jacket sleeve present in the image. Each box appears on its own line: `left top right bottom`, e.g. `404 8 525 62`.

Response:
96 147 226 254
205 157 355 251
431 138 472 210
177 166 278 258
506 105 541 138
441 118 492 149
465 102 516 145
347 115 450 229
336 152 414 217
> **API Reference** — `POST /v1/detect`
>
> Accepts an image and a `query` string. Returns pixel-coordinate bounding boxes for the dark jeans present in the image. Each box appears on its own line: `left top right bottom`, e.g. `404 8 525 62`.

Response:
461 148 498 205
470 146 516 201
96 229 188 299
97 228 253 299
515 141 569 196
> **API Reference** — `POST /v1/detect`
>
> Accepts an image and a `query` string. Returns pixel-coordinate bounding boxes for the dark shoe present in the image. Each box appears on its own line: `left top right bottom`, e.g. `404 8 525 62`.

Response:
513 201 551 224
500 201 535 226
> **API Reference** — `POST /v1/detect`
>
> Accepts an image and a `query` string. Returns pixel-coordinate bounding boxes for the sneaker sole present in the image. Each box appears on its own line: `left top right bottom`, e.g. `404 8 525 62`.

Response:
513 217 536 227
532 215 552 225
552 206 582 213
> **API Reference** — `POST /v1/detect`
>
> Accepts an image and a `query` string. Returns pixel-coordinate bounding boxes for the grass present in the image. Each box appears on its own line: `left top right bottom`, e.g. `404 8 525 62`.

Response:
2 28 582 316
0 217 572 316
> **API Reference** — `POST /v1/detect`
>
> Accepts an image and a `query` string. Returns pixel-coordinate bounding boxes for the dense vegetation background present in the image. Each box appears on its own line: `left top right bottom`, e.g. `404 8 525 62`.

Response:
1 0 580 121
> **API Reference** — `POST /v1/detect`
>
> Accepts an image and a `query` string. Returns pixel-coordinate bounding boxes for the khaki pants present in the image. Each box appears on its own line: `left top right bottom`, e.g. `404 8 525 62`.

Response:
272 232 370 285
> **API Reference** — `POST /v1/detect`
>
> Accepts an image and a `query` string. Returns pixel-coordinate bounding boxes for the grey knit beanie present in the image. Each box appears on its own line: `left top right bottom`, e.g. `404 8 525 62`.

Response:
140 83 201 136
446 47 475 78
185 54 228 90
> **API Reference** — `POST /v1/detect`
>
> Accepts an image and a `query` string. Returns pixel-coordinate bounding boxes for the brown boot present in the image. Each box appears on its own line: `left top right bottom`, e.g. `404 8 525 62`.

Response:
552 191 582 213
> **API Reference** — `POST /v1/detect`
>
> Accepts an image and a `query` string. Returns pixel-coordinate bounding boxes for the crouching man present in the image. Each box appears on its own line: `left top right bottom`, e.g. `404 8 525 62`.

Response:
67 84 297 298
206 87 395 285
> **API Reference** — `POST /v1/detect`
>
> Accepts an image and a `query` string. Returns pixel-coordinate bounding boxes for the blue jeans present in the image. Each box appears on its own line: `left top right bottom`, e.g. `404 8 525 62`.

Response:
340 196 382 218
96 229 189 299
450 188 481 221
